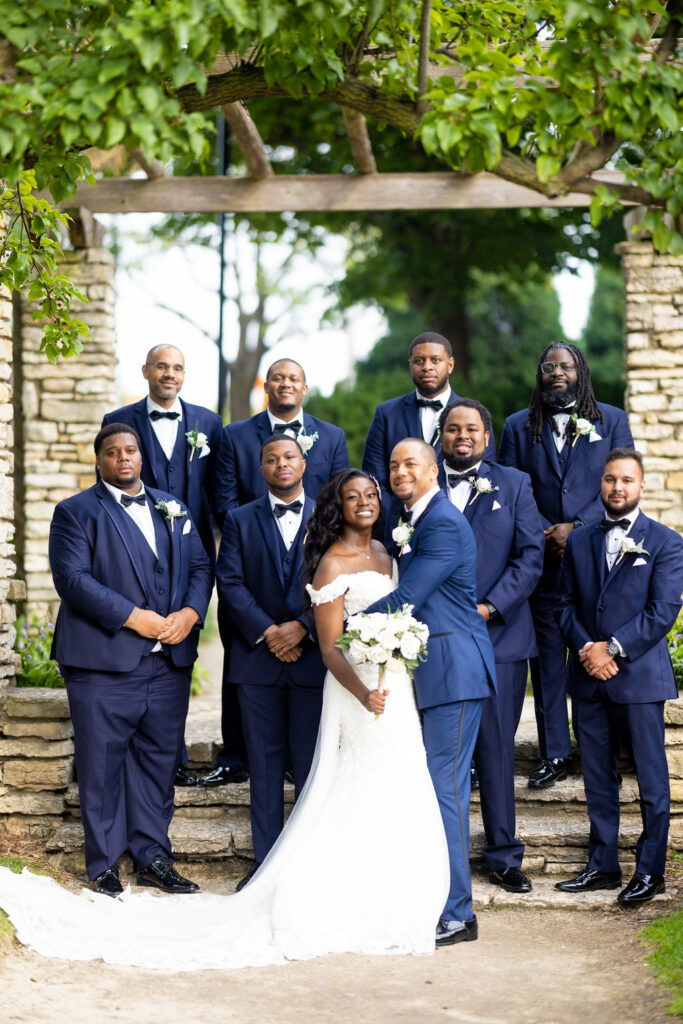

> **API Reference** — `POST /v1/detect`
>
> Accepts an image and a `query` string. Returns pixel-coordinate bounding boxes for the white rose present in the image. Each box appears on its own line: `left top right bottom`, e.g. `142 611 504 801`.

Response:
377 627 400 650
367 643 389 664
477 477 492 490
347 639 368 665
194 432 208 448
298 435 314 454
414 622 430 642
399 632 422 660
621 537 637 552
575 418 592 434
165 500 182 517
392 523 412 545
357 619 377 643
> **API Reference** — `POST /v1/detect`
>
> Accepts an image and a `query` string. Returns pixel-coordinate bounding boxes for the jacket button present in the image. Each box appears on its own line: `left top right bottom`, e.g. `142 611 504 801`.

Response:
562 487 568 494
598 605 604 612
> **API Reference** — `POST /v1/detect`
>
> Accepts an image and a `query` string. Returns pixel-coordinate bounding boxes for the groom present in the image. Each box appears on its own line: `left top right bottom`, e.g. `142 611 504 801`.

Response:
365 438 496 945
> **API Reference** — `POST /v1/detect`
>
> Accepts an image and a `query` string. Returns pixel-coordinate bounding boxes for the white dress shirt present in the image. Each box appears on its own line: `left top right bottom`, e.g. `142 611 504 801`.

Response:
405 485 441 526
267 409 303 438
147 396 182 461
551 402 576 452
445 460 482 513
416 388 451 444
269 489 305 551
603 506 639 572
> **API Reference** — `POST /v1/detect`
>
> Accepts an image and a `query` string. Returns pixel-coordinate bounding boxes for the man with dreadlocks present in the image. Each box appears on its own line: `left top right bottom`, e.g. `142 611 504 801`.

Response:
498 343 633 789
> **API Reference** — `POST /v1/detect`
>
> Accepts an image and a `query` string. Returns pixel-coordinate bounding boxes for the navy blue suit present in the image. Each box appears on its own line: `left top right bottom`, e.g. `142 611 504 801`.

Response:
555 511 683 875
50 482 212 878
454 461 544 872
365 490 496 924
102 398 223 564
216 493 325 862
498 402 634 759
362 389 496 540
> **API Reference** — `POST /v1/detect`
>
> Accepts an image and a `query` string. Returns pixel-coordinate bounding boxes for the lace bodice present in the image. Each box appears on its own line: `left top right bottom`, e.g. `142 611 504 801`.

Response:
306 565 399 617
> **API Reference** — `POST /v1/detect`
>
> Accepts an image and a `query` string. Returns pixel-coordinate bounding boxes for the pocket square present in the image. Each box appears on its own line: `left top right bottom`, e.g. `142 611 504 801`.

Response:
633 557 647 566
588 432 603 442
400 544 412 556
491 500 501 511
199 444 210 459
182 519 192 535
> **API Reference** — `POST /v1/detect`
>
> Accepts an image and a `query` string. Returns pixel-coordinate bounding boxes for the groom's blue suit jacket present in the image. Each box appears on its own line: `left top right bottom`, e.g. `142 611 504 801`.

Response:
555 509 683 704
49 482 213 671
215 493 324 688
452 459 544 663
365 490 496 709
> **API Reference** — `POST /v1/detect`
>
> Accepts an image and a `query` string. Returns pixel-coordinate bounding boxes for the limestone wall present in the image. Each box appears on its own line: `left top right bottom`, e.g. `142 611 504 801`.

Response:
0 284 21 696
20 248 118 618
619 240 683 532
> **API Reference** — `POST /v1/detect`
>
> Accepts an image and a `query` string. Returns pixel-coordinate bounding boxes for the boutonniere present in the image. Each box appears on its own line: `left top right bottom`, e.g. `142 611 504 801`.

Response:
468 477 500 506
616 535 650 565
297 426 319 456
570 414 601 447
154 499 187 532
186 422 209 461
392 518 414 556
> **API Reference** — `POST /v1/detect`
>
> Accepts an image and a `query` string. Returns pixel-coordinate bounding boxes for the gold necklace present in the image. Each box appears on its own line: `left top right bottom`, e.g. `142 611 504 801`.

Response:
339 537 372 560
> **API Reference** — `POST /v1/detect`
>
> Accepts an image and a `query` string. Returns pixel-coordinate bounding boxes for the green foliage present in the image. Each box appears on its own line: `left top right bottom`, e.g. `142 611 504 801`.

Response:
668 614 683 690
191 660 209 698
642 908 683 1016
14 614 64 689
581 265 626 409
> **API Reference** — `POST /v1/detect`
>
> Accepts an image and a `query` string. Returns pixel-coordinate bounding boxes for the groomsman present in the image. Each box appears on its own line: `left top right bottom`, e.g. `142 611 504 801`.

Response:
555 449 683 903
362 332 495 538
203 357 348 788
440 399 544 894
216 434 325 890
102 345 223 787
50 424 213 896
365 439 496 946
499 343 633 788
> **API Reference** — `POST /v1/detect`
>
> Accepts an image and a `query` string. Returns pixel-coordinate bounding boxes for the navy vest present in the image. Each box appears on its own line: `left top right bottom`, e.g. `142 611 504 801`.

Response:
275 521 302 586
114 499 173 653
150 416 189 500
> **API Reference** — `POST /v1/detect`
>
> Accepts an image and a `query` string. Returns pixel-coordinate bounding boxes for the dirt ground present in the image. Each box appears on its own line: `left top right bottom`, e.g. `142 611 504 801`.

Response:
0 886 676 1024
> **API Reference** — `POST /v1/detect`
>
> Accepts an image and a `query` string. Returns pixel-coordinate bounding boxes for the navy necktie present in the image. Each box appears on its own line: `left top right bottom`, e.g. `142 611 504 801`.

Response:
121 492 146 507
272 421 302 434
599 519 629 533
149 410 180 421
273 500 303 518
416 398 442 411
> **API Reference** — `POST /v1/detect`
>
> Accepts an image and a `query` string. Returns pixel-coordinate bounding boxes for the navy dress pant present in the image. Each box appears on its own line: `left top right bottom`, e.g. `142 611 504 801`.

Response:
529 585 572 759
64 653 191 879
216 614 248 771
474 660 527 872
573 689 670 876
238 677 323 863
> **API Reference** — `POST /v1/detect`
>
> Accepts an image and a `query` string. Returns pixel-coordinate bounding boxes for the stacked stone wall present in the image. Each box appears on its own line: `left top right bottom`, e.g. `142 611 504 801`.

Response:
0 283 22 696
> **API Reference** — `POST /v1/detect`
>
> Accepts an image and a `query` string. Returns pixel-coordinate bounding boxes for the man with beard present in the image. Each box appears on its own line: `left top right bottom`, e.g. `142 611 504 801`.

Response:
440 399 544 893
363 332 494 540
555 450 683 903
499 344 633 788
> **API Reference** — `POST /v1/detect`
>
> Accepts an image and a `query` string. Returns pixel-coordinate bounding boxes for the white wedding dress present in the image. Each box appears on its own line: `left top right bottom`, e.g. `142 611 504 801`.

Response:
0 569 449 971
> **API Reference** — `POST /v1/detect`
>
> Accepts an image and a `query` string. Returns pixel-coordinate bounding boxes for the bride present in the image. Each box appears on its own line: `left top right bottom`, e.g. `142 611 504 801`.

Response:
0 469 449 971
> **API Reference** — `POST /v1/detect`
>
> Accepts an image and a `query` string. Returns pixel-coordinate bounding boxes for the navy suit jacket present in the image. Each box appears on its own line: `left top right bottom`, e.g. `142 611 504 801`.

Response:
498 402 634 529
102 398 223 560
50 482 213 671
365 490 496 709
555 510 683 703
451 460 544 663
213 410 349 528
362 389 496 537
215 493 325 688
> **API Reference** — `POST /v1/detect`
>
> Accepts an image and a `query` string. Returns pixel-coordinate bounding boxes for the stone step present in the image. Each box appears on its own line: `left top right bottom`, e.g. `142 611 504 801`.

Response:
471 876 672 910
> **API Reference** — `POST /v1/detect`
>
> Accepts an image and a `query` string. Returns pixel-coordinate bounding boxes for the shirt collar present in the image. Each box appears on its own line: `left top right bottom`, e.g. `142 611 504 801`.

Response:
405 485 441 521
269 489 305 512
147 395 182 417
267 409 303 431
102 480 146 505
415 387 451 406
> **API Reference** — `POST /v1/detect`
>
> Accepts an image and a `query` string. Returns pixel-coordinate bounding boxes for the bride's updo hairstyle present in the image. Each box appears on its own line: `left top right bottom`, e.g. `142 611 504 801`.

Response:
304 468 381 583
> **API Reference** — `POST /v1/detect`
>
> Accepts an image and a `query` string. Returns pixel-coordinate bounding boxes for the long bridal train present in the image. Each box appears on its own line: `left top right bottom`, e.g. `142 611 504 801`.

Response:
0 570 449 971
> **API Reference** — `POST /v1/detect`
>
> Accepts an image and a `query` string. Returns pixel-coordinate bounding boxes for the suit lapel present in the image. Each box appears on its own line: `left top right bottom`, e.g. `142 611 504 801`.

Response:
564 415 600 476
255 495 286 589
540 421 563 481
255 410 273 446
150 489 182 601
96 482 150 602
179 399 193 483
133 399 161 487
590 524 608 591
401 394 422 441
602 510 649 591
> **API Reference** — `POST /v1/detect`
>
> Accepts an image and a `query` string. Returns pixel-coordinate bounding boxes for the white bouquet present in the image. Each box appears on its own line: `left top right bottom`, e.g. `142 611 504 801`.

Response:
336 604 429 717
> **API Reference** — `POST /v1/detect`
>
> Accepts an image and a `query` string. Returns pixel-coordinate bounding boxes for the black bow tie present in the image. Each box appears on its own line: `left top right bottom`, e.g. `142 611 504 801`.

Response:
272 421 302 434
273 500 303 518
121 492 146 507
599 519 630 532
447 472 474 488
149 410 180 421
416 398 442 411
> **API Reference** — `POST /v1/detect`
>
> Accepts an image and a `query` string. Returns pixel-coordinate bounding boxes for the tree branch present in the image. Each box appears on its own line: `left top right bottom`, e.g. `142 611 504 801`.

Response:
129 147 167 179
342 108 377 173
656 0 683 63
417 0 433 117
556 131 621 188
220 102 273 179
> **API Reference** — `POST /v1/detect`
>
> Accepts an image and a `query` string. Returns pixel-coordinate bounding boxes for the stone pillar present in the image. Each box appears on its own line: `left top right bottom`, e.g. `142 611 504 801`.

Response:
0 282 21 695
20 247 118 618
618 239 683 531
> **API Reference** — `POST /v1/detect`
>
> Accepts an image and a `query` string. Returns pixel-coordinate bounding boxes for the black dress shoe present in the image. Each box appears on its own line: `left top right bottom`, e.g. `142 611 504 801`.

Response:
235 861 263 892
93 864 123 898
435 916 478 947
198 765 249 787
555 867 622 892
174 763 197 787
528 757 567 789
470 765 479 790
136 855 199 894
489 867 532 893
618 872 665 904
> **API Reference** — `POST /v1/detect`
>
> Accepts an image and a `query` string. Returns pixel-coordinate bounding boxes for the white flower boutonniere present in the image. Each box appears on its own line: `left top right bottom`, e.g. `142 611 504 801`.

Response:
468 477 500 506
186 423 209 462
570 414 601 447
616 535 650 565
155 499 187 532
297 426 319 456
392 518 414 556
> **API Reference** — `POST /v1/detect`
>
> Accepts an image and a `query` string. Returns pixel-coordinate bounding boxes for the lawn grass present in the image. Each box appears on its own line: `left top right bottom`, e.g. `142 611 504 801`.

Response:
642 907 683 1018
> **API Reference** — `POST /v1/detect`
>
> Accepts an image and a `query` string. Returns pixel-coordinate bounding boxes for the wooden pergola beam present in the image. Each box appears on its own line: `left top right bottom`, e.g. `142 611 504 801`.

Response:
50 171 632 214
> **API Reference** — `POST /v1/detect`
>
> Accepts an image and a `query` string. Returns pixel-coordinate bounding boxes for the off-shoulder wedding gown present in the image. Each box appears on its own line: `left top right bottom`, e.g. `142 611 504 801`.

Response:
0 569 449 970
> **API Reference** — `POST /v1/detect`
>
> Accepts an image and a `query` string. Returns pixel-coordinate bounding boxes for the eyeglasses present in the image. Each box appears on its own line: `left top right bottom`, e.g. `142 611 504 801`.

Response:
147 362 185 374
541 361 575 374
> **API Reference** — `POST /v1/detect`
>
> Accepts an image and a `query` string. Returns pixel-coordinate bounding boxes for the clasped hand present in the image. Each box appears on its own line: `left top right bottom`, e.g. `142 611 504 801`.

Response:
125 606 199 644
263 621 307 663
544 522 574 557
579 640 619 680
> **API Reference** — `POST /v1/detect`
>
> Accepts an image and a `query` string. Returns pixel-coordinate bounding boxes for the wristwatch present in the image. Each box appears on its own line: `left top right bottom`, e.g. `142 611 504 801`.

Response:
482 601 498 621
606 638 620 657
572 518 584 529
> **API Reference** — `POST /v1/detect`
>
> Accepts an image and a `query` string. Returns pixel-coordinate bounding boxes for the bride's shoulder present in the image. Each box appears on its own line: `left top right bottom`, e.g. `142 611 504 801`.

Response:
307 552 351 606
